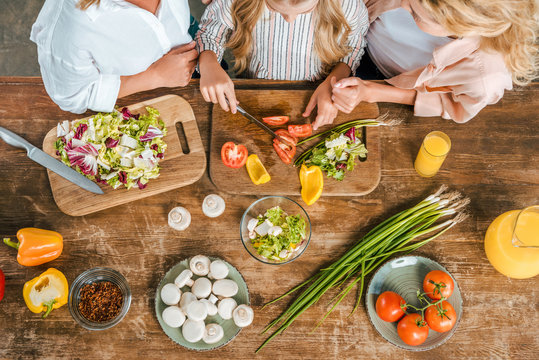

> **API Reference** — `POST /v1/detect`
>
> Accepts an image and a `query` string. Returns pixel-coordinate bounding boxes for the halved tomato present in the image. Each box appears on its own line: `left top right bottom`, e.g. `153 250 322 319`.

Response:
221 141 248 168
273 130 297 165
262 116 289 126
288 124 312 138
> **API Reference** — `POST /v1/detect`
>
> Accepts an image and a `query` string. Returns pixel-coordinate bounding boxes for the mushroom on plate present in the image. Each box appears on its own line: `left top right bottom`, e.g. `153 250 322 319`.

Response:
233 304 254 327
190 255 211 276
179 292 197 314
161 283 181 306
203 323 224 344
200 298 218 316
208 260 229 280
217 298 237 320
162 306 186 328
182 319 205 343
212 279 239 298
191 277 212 299
174 269 194 288
186 300 208 322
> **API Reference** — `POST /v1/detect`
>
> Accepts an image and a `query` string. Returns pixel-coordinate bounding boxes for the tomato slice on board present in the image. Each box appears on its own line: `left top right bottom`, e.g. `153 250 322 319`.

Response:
275 129 297 146
262 116 289 126
221 142 248 168
288 124 312 138
272 129 297 164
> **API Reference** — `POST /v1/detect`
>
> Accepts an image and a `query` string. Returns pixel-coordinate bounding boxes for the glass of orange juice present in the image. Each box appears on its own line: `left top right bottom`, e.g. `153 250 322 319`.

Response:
512 205 539 248
414 131 451 177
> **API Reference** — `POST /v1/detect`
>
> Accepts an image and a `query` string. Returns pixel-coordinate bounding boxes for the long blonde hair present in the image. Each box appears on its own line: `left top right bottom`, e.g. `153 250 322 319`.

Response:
227 0 351 74
419 0 538 85
77 0 100 10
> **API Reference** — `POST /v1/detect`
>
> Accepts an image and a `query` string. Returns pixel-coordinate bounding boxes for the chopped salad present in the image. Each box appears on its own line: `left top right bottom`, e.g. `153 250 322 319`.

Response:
54 107 167 190
247 206 307 261
304 127 367 181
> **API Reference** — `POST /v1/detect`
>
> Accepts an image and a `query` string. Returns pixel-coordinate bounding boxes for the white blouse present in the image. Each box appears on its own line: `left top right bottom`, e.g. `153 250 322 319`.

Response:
30 0 192 114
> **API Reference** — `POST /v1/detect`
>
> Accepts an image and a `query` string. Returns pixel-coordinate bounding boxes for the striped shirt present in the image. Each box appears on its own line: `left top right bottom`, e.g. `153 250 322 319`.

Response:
196 0 369 81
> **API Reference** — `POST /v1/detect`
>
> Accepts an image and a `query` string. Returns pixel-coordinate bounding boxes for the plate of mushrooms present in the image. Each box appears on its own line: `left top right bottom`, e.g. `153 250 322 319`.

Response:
155 255 253 350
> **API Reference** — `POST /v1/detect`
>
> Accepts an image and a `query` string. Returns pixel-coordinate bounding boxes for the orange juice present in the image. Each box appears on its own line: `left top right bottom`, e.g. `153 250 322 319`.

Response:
513 207 539 247
414 131 451 177
484 209 539 279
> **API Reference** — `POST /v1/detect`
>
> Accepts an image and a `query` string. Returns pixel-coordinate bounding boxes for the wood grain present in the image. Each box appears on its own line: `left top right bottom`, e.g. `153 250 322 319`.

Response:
209 89 381 196
0 78 538 360
41 95 206 216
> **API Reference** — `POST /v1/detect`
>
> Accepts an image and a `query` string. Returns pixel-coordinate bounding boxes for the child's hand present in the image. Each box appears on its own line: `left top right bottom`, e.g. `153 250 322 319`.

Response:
303 77 339 130
199 51 238 113
331 77 369 114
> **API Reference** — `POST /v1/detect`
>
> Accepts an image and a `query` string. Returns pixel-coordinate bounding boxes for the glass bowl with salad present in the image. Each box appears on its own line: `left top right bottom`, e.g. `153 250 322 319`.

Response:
240 196 311 265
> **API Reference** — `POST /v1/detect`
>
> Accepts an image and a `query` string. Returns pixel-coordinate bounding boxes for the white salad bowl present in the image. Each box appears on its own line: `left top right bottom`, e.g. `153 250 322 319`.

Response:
240 196 311 265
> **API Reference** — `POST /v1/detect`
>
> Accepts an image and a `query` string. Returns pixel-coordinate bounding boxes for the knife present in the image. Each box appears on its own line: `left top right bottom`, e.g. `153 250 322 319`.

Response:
0 126 104 195
235 105 293 146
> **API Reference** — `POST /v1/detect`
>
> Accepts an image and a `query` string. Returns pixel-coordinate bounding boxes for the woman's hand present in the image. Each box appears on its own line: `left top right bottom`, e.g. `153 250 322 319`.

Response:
199 51 238 113
331 77 369 113
303 77 339 130
149 42 198 88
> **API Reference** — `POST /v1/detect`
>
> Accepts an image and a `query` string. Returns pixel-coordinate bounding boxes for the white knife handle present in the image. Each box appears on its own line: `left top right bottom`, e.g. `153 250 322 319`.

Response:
0 127 34 153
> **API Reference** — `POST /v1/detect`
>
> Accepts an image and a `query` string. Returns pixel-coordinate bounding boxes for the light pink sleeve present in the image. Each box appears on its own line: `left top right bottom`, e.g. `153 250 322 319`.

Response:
195 0 234 61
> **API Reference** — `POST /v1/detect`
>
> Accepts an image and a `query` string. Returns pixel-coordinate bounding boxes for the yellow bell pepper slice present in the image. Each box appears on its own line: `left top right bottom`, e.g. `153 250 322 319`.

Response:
23 268 68 319
300 164 323 206
246 154 271 185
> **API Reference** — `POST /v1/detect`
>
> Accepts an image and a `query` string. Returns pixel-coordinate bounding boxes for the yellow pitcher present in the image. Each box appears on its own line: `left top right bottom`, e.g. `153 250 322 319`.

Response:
484 205 539 279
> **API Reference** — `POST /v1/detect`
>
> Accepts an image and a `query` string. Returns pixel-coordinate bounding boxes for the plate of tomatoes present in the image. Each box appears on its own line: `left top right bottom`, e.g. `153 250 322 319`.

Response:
366 256 462 351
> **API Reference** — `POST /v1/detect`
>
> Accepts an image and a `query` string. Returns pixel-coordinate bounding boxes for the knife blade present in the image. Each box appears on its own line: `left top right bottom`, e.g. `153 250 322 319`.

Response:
0 126 104 195
235 105 293 146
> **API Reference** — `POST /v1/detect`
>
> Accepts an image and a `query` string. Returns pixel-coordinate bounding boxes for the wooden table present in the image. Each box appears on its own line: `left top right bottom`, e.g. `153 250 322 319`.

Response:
0 77 537 359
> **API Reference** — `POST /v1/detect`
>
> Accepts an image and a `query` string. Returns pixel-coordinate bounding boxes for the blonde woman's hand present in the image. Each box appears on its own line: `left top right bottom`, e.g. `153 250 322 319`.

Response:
199 51 238 113
303 77 339 130
331 77 369 113
150 42 198 88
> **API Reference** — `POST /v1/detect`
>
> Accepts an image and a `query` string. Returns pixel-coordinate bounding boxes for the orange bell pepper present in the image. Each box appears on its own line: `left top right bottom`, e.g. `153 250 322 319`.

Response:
23 268 68 318
3 228 63 266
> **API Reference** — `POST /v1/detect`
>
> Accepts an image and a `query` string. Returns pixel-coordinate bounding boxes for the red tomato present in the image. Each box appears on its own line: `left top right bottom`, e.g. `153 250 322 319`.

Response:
425 301 457 332
288 124 312 138
397 313 429 346
375 291 407 322
275 129 297 146
272 129 297 164
221 142 248 168
262 116 289 126
423 270 454 300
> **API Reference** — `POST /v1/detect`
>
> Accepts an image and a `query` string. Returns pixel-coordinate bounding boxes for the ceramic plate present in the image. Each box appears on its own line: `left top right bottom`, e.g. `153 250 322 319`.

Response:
155 257 250 351
366 256 462 351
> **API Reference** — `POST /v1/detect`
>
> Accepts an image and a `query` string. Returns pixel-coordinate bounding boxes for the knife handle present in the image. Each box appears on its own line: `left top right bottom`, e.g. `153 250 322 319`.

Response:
0 127 34 153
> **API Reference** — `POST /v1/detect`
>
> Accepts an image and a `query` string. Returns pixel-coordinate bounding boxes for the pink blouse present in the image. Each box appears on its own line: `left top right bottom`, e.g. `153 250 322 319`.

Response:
365 0 513 123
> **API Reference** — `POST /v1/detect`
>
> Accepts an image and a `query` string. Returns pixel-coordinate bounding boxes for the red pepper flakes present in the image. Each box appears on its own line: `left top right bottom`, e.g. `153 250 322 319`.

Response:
78 281 123 322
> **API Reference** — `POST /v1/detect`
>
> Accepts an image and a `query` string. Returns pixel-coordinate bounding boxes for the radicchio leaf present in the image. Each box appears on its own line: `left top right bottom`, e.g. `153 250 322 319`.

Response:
150 144 158 151
140 126 164 142
118 171 127 184
336 163 347 170
345 127 356 143
66 144 98 176
73 123 88 140
105 137 119 148
121 107 132 120
137 179 147 190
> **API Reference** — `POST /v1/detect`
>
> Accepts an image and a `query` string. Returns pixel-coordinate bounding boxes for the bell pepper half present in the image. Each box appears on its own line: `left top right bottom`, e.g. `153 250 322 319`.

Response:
246 154 271 185
3 228 63 266
300 164 324 206
23 268 68 318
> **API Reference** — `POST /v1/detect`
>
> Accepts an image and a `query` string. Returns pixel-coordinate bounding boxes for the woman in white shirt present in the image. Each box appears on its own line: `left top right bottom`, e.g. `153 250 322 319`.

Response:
31 0 200 114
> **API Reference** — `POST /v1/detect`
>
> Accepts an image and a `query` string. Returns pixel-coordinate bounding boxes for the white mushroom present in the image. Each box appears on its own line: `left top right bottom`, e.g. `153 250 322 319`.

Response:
200 299 218 316
247 218 258 232
191 277 212 299
208 260 229 280
208 294 218 304
217 298 237 320
179 292 197 314
233 304 254 327
162 306 186 328
190 255 211 276
202 194 226 218
203 323 224 344
174 269 194 288
160 283 182 306
268 225 283 237
186 300 208 322
182 319 205 343
212 279 239 298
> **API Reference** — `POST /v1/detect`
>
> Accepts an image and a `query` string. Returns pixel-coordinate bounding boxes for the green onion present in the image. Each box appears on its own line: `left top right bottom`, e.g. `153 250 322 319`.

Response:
256 186 469 352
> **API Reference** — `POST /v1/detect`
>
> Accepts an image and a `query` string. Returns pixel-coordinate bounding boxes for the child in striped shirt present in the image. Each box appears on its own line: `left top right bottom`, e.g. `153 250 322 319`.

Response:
196 0 369 129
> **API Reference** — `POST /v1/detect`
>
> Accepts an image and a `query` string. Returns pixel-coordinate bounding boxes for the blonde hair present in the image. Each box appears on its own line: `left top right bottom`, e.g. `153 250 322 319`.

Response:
77 0 100 10
419 0 539 86
227 0 351 75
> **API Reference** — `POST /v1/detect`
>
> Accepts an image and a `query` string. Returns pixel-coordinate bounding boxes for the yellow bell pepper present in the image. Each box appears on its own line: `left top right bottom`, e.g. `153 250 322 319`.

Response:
246 154 271 185
23 268 68 319
300 164 323 206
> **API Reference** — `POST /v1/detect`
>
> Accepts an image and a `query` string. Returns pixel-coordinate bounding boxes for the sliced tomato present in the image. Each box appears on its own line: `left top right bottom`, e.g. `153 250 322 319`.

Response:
262 116 289 126
288 124 312 138
272 130 297 164
221 141 248 168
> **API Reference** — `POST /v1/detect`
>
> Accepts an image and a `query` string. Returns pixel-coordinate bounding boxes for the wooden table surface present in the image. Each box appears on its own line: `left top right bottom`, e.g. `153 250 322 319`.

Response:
0 77 537 360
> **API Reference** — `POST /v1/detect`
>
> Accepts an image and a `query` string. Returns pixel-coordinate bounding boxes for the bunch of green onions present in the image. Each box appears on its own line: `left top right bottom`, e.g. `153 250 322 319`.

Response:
257 186 469 352
294 113 395 167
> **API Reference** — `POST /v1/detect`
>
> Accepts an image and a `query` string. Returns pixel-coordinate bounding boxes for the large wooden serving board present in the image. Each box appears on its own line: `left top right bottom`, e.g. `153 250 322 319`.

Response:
209 89 380 196
42 95 206 216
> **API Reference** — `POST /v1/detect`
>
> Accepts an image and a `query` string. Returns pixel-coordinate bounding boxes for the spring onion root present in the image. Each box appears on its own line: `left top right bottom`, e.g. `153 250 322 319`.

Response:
256 186 468 352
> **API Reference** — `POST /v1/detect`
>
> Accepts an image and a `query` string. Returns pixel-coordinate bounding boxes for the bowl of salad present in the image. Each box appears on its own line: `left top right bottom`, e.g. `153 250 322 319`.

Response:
240 196 311 265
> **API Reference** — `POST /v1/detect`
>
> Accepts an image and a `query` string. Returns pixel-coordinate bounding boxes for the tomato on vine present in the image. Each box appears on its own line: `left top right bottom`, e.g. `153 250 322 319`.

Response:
423 270 454 300
375 291 407 322
397 313 429 346
425 300 457 332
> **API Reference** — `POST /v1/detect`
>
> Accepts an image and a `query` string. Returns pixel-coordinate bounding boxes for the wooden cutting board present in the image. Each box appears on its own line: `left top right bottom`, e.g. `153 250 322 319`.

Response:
209 89 381 196
42 95 206 216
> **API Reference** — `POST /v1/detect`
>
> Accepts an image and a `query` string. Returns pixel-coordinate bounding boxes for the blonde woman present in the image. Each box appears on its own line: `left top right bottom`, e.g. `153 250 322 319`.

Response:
31 0 202 114
196 0 369 130
331 0 538 123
